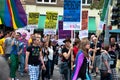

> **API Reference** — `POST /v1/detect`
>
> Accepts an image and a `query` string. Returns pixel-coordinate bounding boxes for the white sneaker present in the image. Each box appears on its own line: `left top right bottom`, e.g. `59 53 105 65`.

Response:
11 78 14 80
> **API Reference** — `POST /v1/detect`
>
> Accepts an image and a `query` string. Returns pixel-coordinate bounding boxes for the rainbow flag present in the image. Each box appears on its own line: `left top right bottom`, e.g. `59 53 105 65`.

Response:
0 0 27 29
0 18 2 25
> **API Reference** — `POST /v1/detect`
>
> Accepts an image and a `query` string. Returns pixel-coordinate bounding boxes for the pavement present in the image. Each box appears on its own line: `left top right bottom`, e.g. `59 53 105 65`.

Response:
16 65 120 80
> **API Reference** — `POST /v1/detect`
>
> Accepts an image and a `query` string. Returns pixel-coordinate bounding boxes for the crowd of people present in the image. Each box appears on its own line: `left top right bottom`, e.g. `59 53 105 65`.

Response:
0 30 120 80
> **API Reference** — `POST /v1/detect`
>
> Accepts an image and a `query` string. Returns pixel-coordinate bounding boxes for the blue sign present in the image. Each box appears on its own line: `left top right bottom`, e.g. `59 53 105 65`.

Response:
63 0 81 22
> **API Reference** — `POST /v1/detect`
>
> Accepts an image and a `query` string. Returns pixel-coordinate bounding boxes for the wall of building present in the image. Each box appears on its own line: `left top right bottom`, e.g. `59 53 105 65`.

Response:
26 5 100 30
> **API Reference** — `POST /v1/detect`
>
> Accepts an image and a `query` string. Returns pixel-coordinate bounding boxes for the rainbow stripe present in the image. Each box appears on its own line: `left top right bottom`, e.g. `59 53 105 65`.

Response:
0 18 2 25
0 0 27 29
72 50 84 80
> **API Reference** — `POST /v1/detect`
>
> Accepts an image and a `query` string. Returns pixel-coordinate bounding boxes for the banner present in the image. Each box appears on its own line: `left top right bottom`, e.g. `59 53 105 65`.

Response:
98 0 109 31
45 11 58 29
82 10 88 30
58 20 71 39
0 0 27 29
0 18 2 25
100 0 109 22
63 0 82 30
44 11 58 35
28 12 39 28
79 30 88 39
79 10 88 39
28 12 39 25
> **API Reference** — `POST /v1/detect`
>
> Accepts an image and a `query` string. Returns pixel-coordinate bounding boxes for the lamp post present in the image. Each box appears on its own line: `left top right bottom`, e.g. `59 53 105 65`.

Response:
104 0 112 45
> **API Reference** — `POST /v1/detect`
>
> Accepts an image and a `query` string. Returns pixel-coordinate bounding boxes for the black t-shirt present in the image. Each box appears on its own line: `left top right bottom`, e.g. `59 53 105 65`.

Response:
62 47 71 67
90 41 101 56
115 43 120 59
27 46 40 66
108 51 117 68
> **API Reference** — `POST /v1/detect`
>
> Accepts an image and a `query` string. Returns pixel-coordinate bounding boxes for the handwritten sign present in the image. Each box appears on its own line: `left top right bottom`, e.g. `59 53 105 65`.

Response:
28 12 39 25
81 10 88 30
45 11 58 29
79 30 88 39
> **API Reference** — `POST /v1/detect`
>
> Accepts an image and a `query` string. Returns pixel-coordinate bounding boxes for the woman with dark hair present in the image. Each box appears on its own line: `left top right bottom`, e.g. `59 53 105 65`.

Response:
61 38 72 80
47 40 54 79
72 38 91 80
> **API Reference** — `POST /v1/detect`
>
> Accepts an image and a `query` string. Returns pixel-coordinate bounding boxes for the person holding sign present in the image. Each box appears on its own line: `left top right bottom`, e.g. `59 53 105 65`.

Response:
61 38 72 80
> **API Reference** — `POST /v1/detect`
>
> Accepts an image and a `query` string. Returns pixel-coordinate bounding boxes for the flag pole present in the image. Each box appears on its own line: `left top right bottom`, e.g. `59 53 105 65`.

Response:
104 0 112 45
71 30 74 71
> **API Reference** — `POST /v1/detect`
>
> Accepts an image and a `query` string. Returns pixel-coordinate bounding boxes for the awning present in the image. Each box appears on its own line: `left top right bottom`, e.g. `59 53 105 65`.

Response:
109 29 120 33
88 17 96 33
38 15 63 29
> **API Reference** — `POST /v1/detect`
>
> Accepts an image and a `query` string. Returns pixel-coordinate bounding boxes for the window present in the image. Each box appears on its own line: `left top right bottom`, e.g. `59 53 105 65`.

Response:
82 0 92 5
36 0 57 4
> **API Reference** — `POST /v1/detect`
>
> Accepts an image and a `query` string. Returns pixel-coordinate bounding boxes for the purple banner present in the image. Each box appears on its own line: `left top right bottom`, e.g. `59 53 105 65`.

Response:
58 20 71 39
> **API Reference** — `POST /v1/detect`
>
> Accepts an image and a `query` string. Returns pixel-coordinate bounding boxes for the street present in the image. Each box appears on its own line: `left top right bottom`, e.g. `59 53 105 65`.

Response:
16 65 61 80
16 65 120 80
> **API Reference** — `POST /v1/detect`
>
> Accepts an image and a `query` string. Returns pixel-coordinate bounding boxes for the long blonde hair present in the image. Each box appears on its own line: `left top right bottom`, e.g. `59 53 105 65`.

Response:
80 38 89 57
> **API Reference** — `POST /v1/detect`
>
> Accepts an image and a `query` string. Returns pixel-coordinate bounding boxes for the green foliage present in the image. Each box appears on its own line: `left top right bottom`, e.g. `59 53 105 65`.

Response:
90 0 104 10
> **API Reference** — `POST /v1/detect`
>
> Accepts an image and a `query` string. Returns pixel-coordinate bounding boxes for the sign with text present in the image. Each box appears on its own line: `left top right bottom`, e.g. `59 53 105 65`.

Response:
63 0 82 30
79 30 88 39
81 10 88 30
45 11 58 29
44 29 56 35
28 12 39 25
98 21 104 30
58 20 71 39
44 11 58 35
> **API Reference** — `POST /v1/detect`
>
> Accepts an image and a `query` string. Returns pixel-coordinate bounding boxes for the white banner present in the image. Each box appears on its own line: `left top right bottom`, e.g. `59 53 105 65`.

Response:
63 22 80 30
79 30 88 39
98 21 104 30
44 29 56 35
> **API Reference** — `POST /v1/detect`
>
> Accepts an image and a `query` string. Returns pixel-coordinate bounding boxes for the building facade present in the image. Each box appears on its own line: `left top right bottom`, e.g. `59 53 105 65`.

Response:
21 0 101 33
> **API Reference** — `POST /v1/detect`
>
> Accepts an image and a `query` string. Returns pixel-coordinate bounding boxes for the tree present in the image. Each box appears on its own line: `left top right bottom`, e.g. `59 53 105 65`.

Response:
90 0 104 9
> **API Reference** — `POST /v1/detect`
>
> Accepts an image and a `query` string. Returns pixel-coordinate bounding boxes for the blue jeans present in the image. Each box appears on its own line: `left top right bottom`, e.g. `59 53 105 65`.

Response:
100 70 112 80
20 54 25 74
44 59 53 79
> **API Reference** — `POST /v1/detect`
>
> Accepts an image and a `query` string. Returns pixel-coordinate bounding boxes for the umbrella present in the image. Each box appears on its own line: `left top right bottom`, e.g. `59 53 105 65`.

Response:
16 28 30 40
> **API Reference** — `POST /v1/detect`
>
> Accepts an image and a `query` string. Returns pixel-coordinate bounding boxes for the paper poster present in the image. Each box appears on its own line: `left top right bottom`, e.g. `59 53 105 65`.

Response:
82 10 88 30
28 12 39 25
79 30 88 39
58 20 71 39
45 11 58 29
63 0 82 30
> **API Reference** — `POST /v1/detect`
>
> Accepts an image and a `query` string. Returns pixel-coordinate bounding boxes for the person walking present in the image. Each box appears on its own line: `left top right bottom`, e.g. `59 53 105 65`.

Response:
25 37 45 80
10 32 21 80
72 38 91 80
19 33 28 76
99 45 112 80
61 38 72 80
108 43 118 80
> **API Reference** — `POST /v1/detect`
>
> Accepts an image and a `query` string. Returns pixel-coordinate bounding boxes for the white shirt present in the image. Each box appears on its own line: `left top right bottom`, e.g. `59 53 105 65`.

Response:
48 46 54 60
